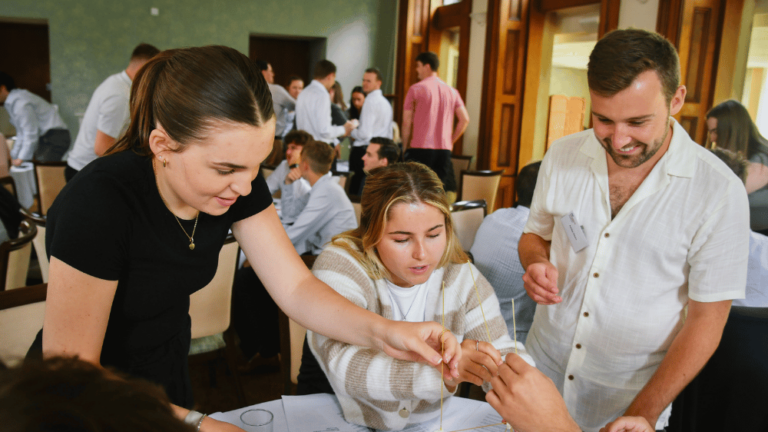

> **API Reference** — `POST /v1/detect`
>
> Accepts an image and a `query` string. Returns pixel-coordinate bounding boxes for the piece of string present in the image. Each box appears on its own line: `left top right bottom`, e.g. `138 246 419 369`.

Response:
467 261 492 343
511 298 517 355
448 422 507 432
440 281 446 432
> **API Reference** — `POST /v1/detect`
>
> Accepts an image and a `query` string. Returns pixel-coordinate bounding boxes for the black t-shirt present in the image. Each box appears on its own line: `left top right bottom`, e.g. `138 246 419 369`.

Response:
37 149 272 405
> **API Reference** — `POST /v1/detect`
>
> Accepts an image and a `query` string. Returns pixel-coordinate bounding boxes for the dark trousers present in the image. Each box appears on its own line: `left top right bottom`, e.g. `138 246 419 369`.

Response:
231 267 280 359
404 148 456 192
35 128 70 162
64 165 78 183
348 145 367 195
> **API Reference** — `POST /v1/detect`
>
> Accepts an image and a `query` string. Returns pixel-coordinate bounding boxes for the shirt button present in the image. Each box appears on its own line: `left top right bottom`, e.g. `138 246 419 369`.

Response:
593 272 599 278
604 233 610 238
575 343 582 349
568 375 574 380
583 312 589 317
399 408 409 418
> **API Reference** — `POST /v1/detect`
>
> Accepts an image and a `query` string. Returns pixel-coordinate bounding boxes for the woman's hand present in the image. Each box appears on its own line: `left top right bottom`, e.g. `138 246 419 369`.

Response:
445 339 503 388
200 416 246 431
599 417 654 432
377 320 461 380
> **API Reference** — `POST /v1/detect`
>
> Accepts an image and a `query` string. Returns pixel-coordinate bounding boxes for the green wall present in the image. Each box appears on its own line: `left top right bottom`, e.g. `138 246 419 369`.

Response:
0 0 398 138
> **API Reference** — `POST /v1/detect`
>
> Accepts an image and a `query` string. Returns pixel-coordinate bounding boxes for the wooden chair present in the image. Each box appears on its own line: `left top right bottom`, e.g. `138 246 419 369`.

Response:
451 200 487 251
20 209 47 283
278 254 314 395
0 176 18 201
450 155 474 191
0 220 37 291
349 194 362 226
32 161 67 216
458 170 504 211
188 234 246 405
0 283 47 367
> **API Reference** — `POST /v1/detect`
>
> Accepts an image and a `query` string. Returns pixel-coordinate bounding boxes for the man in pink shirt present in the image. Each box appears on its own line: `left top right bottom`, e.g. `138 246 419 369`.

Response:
402 51 470 197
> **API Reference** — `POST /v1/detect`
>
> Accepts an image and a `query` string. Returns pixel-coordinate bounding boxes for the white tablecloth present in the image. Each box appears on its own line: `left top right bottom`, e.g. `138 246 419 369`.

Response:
10 162 37 209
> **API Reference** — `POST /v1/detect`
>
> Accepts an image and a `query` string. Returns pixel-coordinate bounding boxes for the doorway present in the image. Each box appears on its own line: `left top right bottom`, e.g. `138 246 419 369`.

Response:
249 35 326 89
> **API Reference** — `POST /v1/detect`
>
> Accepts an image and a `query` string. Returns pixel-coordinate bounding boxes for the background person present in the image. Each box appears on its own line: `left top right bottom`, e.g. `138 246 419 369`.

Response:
519 29 749 431
329 81 349 127
255 59 296 145
358 136 400 194
706 99 768 235
26 46 460 432
347 85 365 121
66 43 159 182
470 161 540 345
298 162 533 430
0 72 70 165
264 129 312 224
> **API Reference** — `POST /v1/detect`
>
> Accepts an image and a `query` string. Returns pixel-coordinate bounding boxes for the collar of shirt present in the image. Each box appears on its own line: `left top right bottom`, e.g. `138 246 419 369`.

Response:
308 171 333 192
120 70 132 85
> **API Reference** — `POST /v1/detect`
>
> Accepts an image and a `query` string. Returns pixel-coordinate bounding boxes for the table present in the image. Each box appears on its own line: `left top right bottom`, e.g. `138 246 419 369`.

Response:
10 162 37 209
211 394 506 432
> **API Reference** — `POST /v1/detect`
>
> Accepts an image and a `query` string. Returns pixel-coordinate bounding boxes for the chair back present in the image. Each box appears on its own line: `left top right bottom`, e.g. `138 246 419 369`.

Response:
261 164 276 181
0 176 17 200
459 170 504 211
189 235 239 339
0 283 47 367
0 220 37 291
451 155 473 190
21 210 47 283
33 161 67 216
280 255 315 393
332 172 349 193
451 200 487 250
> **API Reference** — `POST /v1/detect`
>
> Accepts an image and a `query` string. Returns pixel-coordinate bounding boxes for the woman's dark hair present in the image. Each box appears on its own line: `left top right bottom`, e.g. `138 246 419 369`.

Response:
588 29 680 104
0 357 193 432
348 86 365 120
331 81 347 111
707 99 768 159
106 45 274 156
0 72 16 91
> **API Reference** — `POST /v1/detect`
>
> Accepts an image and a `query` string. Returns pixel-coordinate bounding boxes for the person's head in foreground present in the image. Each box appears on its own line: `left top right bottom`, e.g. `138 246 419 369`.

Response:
362 137 400 172
284 129 313 166
299 140 334 181
106 45 275 217
304 162 533 430
514 161 541 208
706 99 768 158
587 29 685 170
0 357 192 432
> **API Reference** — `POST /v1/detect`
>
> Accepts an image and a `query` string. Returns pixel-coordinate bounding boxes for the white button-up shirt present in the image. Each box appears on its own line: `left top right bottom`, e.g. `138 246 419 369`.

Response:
349 89 393 147
523 119 750 432
5 89 68 160
268 83 296 138
296 80 345 144
738 231 768 307
265 160 311 224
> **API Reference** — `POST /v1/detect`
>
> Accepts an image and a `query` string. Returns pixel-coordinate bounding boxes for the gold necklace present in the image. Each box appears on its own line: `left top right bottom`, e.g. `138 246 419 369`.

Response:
153 160 199 250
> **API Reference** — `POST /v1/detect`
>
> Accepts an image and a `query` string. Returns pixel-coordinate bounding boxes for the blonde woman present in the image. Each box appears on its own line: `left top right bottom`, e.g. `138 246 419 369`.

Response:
299 162 533 430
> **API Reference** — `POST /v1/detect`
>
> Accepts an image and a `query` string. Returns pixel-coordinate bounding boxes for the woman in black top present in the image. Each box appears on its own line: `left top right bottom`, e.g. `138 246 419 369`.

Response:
347 86 365 121
32 46 460 432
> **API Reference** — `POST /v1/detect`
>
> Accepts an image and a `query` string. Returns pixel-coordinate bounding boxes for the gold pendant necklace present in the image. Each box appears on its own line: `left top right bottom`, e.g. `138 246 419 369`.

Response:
153 160 199 250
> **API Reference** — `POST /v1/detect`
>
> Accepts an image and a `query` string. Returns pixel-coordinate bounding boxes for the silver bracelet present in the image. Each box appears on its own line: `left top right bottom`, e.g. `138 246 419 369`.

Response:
197 414 207 431
184 410 206 430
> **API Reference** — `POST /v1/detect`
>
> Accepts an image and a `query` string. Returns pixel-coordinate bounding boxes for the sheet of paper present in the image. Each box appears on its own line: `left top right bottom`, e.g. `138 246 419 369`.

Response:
282 393 371 432
396 397 506 432
210 399 288 431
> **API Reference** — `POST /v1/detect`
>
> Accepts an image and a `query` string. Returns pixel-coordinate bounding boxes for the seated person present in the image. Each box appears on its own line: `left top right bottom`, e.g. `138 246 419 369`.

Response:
356 136 400 195
470 161 540 344
265 130 312 221
0 357 192 432
298 162 533 430
283 140 357 255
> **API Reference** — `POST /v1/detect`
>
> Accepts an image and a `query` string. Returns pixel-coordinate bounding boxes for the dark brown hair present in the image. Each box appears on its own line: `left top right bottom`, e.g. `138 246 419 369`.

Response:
515 161 541 208
301 140 334 175
370 137 400 164
707 99 768 159
710 148 750 184
588 29 680 104
284 129 313 147
415 52 439 71
107 45 274 156
131 43 160 62
331 81 347 110
0 357 192 432
365 67 383 83
313 60 337 79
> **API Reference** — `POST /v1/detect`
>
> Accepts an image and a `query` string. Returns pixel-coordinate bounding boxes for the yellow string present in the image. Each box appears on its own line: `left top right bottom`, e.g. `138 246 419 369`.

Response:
440 281 446 432
467 261 492 343
448 422 507 432
511 298 517 355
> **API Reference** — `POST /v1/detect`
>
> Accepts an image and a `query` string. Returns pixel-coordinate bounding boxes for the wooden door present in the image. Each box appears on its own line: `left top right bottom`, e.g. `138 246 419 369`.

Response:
394 0 432 126
0 21 51 102
249 36 317 89
657 0 724 144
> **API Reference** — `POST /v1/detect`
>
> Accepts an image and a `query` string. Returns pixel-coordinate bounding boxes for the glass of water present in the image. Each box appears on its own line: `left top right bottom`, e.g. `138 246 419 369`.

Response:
240 409 273 432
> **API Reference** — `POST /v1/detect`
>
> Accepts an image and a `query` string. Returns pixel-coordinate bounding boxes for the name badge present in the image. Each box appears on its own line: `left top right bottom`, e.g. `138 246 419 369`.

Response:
561 212 588 252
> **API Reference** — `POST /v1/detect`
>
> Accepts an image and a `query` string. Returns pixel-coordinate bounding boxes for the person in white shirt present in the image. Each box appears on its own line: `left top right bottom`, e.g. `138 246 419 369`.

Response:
283 140 357 255
264 130 312 224
357 137 400 195
255 60 296 142
280 76 304 137
66 43 159 182
348 68 393 195
519 29 749 431
295 60 357 146
0 72 70 165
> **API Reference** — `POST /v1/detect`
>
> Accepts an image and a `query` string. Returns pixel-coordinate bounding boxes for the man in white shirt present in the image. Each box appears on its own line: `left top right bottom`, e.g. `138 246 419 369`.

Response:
357 137 400 195
66 43 159 181
0 72 70 164
265 129 312 224
296 60 357 146
283 140 357 255
519 29 749 431
348 68 393 194
280 75 305 137
255 60 296 142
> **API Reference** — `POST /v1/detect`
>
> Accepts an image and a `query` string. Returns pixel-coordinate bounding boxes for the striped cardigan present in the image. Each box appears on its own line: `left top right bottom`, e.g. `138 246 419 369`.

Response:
307 243 534 430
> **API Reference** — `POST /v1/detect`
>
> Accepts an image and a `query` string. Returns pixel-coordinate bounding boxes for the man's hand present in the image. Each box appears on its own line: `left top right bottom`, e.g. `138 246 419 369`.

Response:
522 261 561 304
12 159 22 167
599 417 654 432
486 354 580 432
444 339 503 388
284 166 302 185
343 119 359 136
